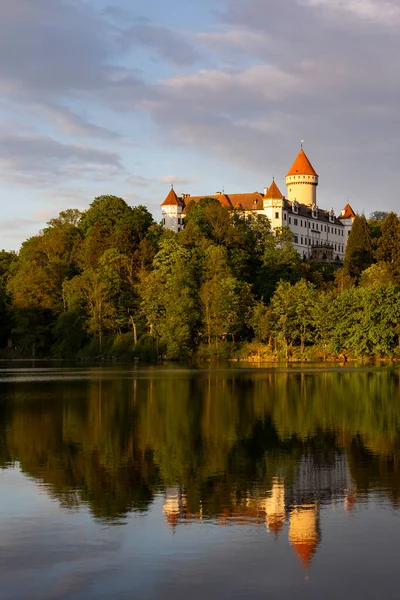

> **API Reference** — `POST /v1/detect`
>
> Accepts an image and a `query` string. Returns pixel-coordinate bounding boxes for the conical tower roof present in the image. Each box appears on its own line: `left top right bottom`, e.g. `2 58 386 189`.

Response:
339 203 356 219
265 179 284 200
161 187 183 207
286 149 318 177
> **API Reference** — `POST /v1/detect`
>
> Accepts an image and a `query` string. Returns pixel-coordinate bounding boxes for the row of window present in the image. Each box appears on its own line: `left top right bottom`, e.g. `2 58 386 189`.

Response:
294 236 344 252
284 215 343 236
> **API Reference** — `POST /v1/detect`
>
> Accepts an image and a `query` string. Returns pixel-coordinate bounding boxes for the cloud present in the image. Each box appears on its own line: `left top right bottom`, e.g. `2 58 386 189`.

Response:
121 24 201 66
299 0 400 26
158 175 202 186
39 105 121 139
0 133 122 186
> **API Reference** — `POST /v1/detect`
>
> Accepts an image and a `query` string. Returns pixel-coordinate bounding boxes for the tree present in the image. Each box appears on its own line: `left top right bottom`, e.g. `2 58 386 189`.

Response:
249 300 272 344
343 214 373 279
259 227 301 301
0 250 17 347
312 290 336 360
375 212 400 278
199 246 252 347
330 284 400 358
360 262 394 287
269 279 316 357
138 237 199 358
64 270 116 353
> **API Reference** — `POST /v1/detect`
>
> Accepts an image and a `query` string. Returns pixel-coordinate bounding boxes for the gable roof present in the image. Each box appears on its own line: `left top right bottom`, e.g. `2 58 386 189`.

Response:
265 179 284 200
161 188 183 207
184 192 264 211
286 149 318 177
339 203 356 219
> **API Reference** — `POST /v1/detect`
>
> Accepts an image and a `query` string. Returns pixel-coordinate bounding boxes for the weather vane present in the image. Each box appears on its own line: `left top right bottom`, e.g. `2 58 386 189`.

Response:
301 140 304 149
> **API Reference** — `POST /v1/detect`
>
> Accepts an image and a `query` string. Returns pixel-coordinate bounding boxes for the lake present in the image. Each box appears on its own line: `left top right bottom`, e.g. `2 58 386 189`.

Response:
1 363 400 599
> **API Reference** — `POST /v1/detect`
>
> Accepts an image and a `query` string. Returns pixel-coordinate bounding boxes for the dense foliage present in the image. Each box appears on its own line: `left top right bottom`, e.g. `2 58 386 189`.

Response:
2 197 400 360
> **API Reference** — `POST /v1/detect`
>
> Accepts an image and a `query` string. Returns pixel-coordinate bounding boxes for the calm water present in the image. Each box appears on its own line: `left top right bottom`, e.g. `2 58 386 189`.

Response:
1 363 400 600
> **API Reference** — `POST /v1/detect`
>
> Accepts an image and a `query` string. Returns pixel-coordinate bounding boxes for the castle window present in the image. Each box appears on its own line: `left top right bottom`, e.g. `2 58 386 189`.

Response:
309 239 311 245
284 213 287 220
324 225 326 232
178 218 181 225
294 218 298 226
301 220 303 227
275 212 279 219
301 237 303 244
335 244 337 250
289 217 292 224
295 235 298 243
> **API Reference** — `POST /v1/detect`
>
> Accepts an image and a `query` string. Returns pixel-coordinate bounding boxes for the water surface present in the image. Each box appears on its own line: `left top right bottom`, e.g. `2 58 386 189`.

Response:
1 363 400 599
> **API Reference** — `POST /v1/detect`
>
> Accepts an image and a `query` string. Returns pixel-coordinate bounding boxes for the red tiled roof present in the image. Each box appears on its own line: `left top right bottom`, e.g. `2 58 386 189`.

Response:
286 149 318 177
184 192 264 211
339 203 356 219
265 179 284 200
161 188 183 207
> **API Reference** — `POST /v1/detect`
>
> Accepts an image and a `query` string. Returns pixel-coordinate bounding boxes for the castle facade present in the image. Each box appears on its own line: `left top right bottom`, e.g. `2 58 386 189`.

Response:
161 147 355 262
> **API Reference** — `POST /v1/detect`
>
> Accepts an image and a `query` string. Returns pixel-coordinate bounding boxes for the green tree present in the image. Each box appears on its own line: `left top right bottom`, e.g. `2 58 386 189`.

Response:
259 227 301 301
312 290 336 360
343 214 373 279
139 237 198 358
375 212 400 278
199 246 252 347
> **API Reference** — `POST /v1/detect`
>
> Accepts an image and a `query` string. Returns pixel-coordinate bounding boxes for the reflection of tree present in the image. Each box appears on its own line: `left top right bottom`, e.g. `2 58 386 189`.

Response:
1 369 400 522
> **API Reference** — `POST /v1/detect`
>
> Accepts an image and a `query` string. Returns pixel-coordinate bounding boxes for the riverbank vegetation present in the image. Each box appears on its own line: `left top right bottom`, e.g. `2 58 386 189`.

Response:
1 197 400 360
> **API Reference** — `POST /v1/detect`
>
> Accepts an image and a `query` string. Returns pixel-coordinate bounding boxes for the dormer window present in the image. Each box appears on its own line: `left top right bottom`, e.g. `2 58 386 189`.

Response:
292 200 299 214
312 205 318 219
329 208 335 223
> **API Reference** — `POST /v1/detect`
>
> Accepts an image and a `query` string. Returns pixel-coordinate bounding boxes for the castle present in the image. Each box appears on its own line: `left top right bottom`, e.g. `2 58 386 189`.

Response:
161 146 356 262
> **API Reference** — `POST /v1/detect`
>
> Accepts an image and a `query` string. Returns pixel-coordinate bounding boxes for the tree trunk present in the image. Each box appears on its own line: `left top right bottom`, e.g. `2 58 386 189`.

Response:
130 316 137 346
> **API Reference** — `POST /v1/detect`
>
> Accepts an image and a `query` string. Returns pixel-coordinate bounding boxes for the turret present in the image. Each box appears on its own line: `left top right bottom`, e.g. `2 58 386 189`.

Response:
338 203 356 245
286 147 318 207
263 178 285 228
161 186 184 232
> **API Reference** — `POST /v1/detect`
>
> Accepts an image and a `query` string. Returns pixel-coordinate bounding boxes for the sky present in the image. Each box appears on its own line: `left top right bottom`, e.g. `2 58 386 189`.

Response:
0 0 399 250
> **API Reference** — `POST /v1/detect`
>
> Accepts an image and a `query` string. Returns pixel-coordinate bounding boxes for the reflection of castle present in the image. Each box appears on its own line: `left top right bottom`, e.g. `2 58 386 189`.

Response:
162 452 356 570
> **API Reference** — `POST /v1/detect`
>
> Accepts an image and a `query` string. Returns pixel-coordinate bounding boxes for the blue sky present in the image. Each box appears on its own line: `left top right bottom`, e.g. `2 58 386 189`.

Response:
1 0 399 250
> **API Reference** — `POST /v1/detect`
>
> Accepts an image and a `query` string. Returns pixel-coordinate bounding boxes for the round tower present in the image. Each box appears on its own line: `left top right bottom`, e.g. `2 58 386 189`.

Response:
286 146 318 207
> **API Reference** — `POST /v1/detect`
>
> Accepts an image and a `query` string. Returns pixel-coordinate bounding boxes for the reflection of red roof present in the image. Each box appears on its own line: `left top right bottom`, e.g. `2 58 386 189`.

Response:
286 149 318 177
292 541 317 570
161 188 183 207
339 203 356 219
265 180 284 200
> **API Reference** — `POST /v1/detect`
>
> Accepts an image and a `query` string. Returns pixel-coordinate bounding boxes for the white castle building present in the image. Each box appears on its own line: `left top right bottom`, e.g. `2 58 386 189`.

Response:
161 147 355 261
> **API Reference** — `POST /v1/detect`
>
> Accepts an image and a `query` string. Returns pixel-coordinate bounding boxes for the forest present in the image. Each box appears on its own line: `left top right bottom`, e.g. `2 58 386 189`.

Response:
1 195 400 360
